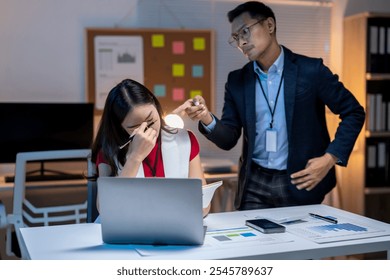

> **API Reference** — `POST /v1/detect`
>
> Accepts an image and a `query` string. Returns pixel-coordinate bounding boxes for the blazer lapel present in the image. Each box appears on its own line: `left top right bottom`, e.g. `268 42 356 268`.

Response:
244 66 257 154
282 47 297 142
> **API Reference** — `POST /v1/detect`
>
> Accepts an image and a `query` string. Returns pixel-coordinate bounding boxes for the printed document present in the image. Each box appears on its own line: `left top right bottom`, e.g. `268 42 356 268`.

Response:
202 181 223 208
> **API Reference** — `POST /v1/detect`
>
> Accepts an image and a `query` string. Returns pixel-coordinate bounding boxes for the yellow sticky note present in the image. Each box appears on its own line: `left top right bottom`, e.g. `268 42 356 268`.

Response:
193 37 205 50
190 90 202 99
152 34 165 48
172 64 185 77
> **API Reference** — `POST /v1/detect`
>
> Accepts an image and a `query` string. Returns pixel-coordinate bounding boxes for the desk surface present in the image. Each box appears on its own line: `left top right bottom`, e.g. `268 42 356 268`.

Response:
20 204 390 260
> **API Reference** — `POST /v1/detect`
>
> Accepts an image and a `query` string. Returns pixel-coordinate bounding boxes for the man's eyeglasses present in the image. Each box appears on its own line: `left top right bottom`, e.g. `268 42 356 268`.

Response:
228 19 264 48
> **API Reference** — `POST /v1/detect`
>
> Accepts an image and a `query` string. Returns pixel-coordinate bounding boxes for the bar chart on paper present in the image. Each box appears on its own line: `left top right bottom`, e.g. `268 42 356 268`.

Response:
206 227 293 248
309 223 367 234
134 227 294 257
288 218 390 244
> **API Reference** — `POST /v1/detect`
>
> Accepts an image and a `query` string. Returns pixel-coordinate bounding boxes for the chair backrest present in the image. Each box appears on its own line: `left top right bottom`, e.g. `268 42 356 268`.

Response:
4 149 97 259
87 161 99 223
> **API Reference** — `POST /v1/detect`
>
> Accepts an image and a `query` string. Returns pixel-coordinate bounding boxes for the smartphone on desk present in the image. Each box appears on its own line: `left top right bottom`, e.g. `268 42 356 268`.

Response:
245 218 286 234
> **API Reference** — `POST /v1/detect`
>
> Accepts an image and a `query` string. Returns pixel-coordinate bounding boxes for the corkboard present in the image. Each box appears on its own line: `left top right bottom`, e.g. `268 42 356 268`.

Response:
85 28 214 115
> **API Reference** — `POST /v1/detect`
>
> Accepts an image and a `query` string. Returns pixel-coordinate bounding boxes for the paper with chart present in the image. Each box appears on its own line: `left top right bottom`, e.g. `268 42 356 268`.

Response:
287 214 390 244
202 181 223 208
206 226 294 248
134 226 294 256
94 36 144 109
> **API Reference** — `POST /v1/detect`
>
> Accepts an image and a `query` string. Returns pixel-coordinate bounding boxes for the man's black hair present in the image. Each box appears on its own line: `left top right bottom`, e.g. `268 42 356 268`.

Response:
227 1 276 23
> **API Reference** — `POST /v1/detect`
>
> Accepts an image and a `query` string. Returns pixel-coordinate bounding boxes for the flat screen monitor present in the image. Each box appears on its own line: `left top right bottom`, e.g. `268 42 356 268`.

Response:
0 102 94 164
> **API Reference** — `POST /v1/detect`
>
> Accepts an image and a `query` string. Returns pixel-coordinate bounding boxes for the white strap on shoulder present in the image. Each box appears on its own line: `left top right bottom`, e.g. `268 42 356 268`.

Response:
161 129 190 178
132 128 190 178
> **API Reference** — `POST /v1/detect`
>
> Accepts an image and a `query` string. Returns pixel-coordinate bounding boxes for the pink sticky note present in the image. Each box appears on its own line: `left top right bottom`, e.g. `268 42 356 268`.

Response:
172 88 185 101
172 41 185 54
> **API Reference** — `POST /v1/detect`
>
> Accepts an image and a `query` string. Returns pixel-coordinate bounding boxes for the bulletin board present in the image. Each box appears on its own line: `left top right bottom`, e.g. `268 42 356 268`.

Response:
85 28 215 115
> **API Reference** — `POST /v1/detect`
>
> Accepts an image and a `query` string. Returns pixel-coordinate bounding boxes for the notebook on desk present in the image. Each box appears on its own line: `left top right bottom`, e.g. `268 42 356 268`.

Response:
97 177 205 245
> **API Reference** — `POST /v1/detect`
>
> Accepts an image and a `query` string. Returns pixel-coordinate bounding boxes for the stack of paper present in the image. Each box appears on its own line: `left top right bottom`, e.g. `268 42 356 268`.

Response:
202 180 223 208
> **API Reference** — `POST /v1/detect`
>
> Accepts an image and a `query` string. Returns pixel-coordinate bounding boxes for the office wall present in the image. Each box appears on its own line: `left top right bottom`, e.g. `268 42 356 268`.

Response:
345 0 390 17
1 0 390 163
0 0 243 163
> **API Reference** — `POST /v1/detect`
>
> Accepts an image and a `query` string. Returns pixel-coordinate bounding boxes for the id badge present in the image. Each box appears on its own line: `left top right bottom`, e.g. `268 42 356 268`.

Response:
266 129 277 152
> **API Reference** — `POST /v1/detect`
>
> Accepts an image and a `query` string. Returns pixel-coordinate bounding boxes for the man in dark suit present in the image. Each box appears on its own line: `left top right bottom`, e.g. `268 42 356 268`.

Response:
173 1 365 210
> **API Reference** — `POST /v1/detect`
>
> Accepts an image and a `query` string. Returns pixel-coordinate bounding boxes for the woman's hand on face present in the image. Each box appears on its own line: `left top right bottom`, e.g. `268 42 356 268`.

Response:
126 122 158 162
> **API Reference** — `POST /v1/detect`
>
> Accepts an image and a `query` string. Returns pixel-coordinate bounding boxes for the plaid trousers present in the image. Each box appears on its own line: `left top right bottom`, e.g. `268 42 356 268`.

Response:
240 162 298 210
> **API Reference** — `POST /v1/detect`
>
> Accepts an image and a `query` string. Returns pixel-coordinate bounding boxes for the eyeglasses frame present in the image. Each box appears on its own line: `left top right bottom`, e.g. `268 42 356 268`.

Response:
228 19 265 48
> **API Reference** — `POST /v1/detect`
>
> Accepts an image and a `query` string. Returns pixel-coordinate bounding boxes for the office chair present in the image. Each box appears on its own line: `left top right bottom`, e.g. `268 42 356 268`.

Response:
86 161 99 223
0 149 98 259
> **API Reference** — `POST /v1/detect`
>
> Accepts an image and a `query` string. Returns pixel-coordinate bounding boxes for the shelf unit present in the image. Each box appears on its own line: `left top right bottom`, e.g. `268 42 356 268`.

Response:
341 12 390 222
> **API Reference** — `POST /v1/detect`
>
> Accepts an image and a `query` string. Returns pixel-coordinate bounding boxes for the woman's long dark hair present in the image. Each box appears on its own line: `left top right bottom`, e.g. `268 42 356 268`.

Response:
91 79 174 176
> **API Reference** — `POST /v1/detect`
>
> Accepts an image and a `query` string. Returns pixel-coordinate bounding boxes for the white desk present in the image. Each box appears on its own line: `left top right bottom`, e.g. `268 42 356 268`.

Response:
19 204 390 260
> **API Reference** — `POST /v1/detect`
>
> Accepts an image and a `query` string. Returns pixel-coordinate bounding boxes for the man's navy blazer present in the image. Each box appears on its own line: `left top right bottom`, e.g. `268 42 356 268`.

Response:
199 46 365 209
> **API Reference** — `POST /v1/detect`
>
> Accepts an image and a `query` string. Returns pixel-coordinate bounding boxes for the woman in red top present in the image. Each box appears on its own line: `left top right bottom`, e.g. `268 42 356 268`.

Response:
91 79 209 216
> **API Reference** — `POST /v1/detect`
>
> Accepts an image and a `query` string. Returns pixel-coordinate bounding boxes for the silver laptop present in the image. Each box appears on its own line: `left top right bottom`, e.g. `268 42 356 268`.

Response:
97 177 205 245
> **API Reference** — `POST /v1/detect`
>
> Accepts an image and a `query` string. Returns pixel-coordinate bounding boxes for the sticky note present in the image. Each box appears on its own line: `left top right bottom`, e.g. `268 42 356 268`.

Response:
154 84 166 97
152 34 165 48
193 37 205 50
190 90 202 99
172 88 185 101
172 64 185 77
192 65 203 77
172 41 185 54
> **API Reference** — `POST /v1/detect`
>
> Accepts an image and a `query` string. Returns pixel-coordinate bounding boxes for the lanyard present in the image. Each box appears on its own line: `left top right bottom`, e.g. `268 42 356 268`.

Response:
255 70 284 129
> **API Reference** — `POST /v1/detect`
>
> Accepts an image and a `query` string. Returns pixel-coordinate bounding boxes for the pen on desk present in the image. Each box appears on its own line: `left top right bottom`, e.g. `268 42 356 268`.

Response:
119 120 156 150
309 213 338 224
